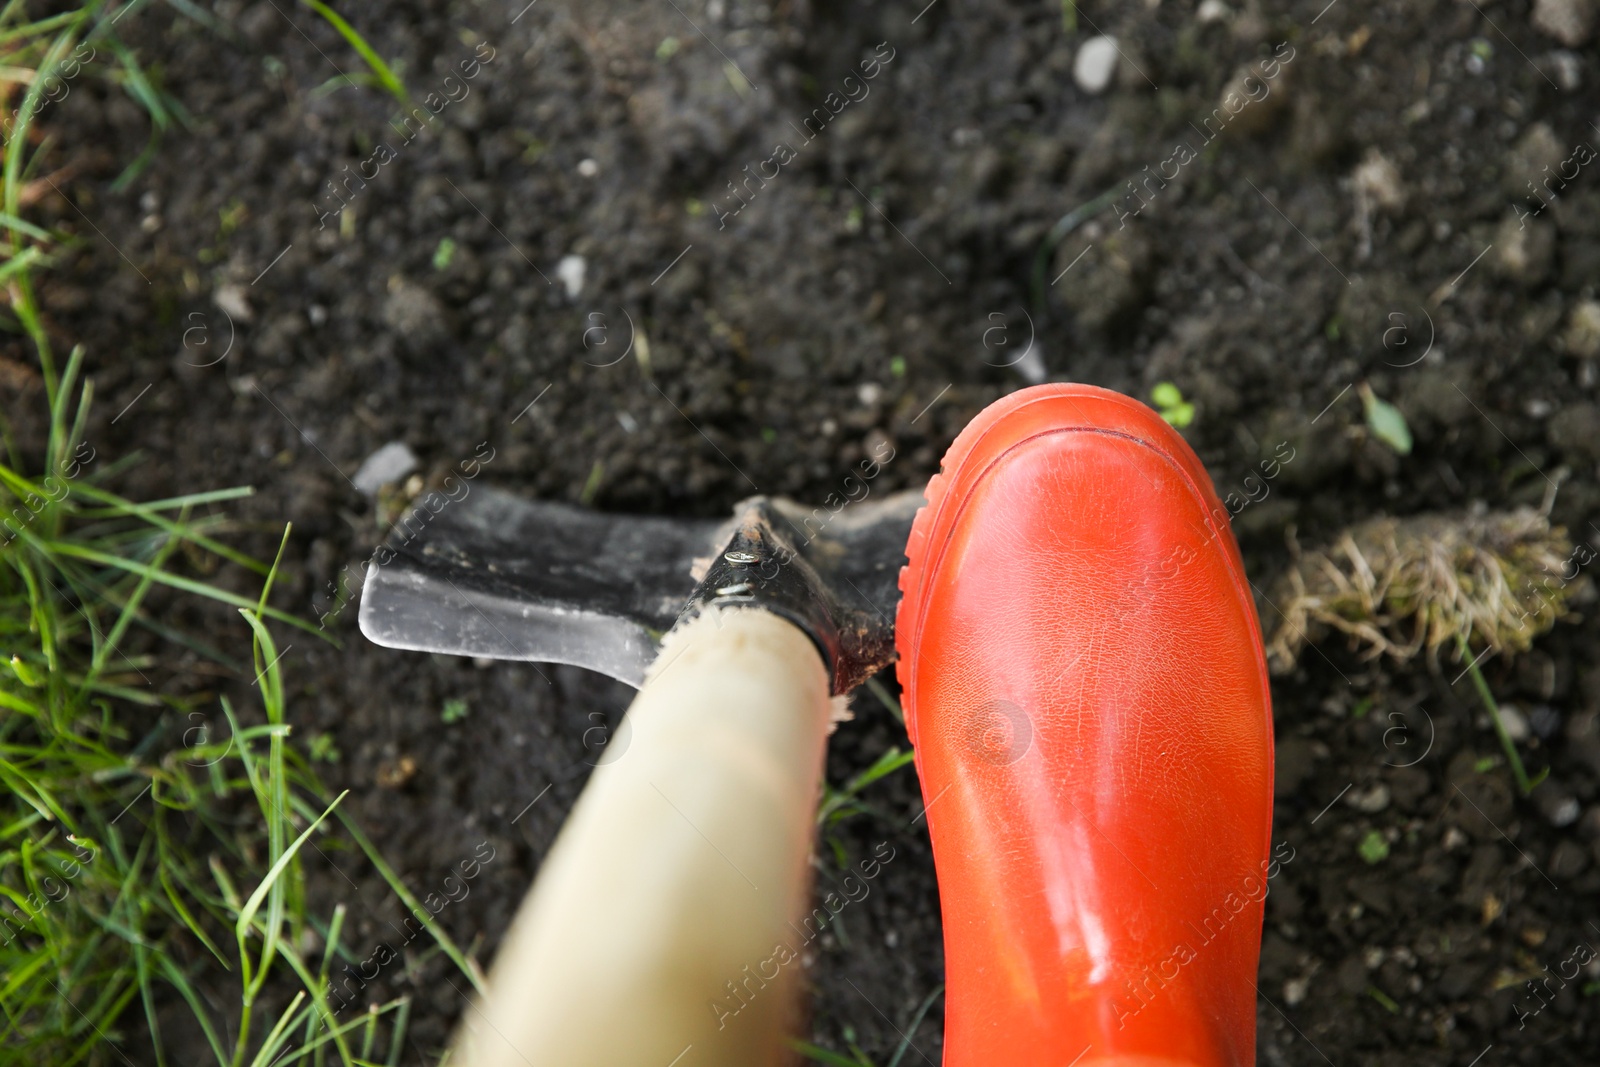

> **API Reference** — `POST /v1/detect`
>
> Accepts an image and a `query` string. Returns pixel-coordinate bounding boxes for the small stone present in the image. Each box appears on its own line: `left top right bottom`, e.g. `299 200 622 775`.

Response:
1348 783 1392 813
1283 976 1309 1005
577 157 600 177
1217 61 1289 135
1535 788 1581 827
1549 402 1600 460
1527 704 1562 739
1494 702 1531 741
1563 300 1600 358
1197 0 1232 22
382 278 448 342
557 254 586 299
1493 214 1556 286
1074 36 1120 94
857 381 883 406
1505 123 1566 197
1550 839 1589 878
1531 0 1595 46
376 755 418 788
1353 149 1406 212
1541 49 1583 90
863 429 895 461
352 441 419 497
214 283 253 323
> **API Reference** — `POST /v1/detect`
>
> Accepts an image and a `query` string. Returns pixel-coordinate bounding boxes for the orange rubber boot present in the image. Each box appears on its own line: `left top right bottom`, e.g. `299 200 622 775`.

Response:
895 384 1274 1067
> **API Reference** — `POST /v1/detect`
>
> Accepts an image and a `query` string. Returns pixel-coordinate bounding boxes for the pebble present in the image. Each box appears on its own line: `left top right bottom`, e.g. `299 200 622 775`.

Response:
1073 36 1120 94
1283 976 1309 1006
1495 702 1532 742
1353 149 1406 212
1564 300 1600 358
1550 797 1582 827
1493 215 1556 286
577 157 600 177
1527 703 1562 739
1531 0 1595 46
352 441 419 497
1543 49 1583 90
214 283 253 323
1348 783 1392 814
557 254 586 299
1197 0 1232 22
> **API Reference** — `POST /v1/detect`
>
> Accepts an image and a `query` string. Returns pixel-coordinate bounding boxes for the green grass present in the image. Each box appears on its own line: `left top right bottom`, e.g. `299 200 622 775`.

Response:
791 984 944 1067
298 0 407 105
0 3 470 1063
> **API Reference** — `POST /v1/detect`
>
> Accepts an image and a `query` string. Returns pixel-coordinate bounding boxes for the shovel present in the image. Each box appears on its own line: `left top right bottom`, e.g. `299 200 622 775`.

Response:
357 481 919 1067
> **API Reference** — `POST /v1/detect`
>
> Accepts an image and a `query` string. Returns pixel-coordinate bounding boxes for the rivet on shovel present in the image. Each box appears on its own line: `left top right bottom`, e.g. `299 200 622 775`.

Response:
723 549 760 565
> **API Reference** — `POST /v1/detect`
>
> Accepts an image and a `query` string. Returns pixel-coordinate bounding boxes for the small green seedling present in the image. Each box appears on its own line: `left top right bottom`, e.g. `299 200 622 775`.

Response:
1366 985 1400 1013
1359 383 1412 455
432 236 457 270
442 698 469 724
308 732 342 763
1358 829 1389 864
1150 382 1195 428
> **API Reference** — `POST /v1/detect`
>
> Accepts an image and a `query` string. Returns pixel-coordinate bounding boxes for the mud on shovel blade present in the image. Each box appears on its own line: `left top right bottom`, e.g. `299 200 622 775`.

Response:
355 486 919 1067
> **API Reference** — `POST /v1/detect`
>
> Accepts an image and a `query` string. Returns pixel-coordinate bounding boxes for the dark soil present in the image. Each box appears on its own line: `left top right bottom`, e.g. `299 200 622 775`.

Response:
13 0 1600 1062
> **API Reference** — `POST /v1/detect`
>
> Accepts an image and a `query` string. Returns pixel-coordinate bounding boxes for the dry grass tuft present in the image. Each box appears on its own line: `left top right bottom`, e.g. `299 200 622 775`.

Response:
1266 506 1588 673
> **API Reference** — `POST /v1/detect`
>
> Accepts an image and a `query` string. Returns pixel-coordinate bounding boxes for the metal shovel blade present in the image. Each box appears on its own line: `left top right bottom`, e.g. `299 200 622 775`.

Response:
357 484 919 689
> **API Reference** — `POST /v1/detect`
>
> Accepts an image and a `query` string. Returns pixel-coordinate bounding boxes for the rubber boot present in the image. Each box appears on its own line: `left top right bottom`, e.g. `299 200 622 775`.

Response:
895 384 1275 1067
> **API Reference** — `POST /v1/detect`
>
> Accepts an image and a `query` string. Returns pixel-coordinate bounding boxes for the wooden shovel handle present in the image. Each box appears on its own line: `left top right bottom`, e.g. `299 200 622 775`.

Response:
454 607 833 1067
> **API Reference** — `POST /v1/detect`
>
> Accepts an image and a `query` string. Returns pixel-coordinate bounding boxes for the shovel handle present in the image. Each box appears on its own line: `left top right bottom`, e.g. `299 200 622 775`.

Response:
455 607 833 1067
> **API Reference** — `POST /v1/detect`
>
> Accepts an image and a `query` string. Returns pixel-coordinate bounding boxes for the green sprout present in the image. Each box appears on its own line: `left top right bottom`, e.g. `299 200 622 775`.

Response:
1458 632 1547 795
442 697 470 724
1360 383 1412 455
1366 985 1400 1013
1150 381 1195 428
299 0 408 104
308 732 343 762
1358 829 1390 864
432 236 457 270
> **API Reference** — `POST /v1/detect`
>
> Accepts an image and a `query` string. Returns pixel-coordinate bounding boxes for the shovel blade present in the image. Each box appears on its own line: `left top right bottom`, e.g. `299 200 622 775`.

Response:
357 484 919 690
358 487 722 686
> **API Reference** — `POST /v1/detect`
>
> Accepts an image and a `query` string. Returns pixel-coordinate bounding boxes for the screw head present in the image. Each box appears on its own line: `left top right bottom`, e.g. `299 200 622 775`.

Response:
723 549 760 565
